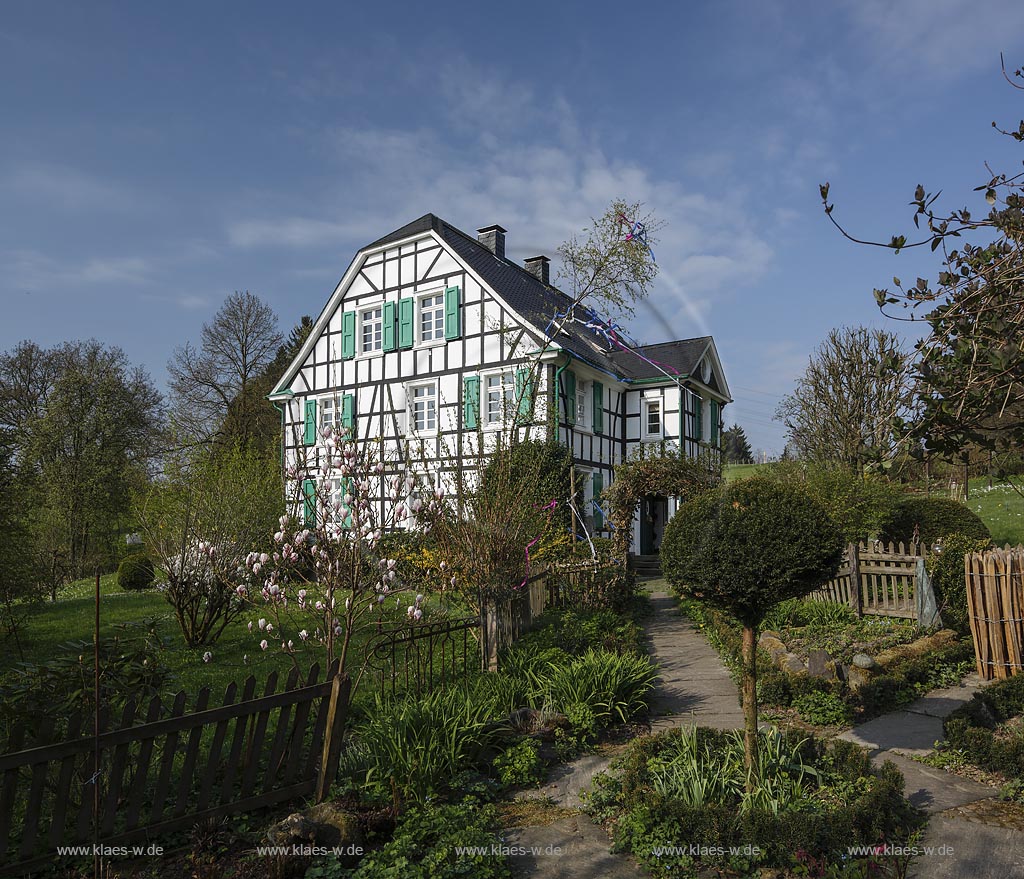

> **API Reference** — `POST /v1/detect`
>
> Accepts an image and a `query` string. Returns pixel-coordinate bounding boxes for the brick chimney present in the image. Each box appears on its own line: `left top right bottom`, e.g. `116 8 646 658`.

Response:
524 255 550 285
476 224 507 259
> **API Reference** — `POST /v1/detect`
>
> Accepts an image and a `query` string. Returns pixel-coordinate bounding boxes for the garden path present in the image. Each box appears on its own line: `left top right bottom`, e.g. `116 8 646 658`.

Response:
503 577 744 877
838 684 1024 878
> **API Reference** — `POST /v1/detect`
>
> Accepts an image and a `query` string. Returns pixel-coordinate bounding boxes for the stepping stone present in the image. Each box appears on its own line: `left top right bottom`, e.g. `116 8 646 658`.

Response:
505 814 646 879
907 816 1024 878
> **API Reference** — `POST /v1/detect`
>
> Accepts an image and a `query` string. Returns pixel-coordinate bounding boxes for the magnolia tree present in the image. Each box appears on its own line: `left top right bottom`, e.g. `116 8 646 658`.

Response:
239 425 442 684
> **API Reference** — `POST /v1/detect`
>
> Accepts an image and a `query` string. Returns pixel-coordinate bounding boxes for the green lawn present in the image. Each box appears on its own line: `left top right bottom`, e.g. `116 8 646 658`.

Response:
3 579 470 704
967 477 1024 547
723 463 767 482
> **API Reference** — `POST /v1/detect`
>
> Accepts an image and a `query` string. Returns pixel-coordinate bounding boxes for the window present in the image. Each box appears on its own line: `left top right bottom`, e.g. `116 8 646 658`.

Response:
320 397 339 431
361 307 383 353
419 293 445 342
410 383 437 433
576 381 589 429
485 371 515 425
643 399 662 439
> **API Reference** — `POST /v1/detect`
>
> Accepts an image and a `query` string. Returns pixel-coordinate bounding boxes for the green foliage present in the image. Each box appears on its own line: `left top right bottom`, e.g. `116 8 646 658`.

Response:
0 619 174 736
722 423 754 464
588 728 920 877
493 738 545 788
539 649 658 726
116 552 155 591
137 441 283 646
761 598 855 631
347 688 509 806
662 477 844 627
764 461 902 544
927 532 993 633
944 673 1024 778
878 495 990 547
479 438 573 531
508 607 646 658
793 691 853 726
343 802 510 879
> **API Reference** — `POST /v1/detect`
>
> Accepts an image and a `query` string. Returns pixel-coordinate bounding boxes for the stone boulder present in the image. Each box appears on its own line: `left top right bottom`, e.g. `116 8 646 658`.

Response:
266 802 364 862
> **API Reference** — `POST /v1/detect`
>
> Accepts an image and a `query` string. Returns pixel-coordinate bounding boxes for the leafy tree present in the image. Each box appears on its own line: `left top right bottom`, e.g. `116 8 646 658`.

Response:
776 326 912 472
722 423 754 464
25 341 164 575
661 478 843 784
0 434 38 655
137 443 283 646
765 460 902 544
168 291 282 450
820 61 1024 489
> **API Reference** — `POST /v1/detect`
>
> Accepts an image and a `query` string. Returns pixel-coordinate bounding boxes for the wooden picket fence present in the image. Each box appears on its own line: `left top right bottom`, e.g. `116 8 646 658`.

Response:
810 541 924 620
965 547 1024 681
0 661 349 876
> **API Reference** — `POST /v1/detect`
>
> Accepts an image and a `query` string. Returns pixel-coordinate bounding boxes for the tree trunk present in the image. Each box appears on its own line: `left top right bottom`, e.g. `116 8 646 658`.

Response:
741 623 759 791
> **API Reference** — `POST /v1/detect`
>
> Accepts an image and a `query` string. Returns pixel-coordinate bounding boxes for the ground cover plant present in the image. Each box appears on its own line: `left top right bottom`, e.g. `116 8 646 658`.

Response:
585 726 922 878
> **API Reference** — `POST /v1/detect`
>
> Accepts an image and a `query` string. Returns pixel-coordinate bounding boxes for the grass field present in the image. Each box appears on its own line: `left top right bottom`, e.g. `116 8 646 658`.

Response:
967 477 1024 547
722 463 768 482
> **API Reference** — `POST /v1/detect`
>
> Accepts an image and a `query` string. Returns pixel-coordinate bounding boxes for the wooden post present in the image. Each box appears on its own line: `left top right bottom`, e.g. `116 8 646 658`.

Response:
848 542 863 616
315 670 350 803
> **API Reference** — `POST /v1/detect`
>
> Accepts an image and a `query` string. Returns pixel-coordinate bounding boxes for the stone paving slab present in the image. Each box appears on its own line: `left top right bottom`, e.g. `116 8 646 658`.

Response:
871 750 997 812
906 816 1024 878
837 710 946 757
505 813 647 878
517 753 614 810
645 587 744 731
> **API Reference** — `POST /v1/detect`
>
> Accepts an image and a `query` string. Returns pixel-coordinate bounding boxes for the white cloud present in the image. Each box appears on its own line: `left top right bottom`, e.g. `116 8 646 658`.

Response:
2 162 136 212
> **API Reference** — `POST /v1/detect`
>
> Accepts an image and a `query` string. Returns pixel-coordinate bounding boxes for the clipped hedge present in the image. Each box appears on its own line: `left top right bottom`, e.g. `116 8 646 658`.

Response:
116 552 155 591
878 496 989 547
927 532 993 634
944 673 1024 778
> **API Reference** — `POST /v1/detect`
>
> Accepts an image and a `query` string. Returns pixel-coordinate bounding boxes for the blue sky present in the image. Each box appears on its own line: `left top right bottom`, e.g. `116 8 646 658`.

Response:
3 1 1023 455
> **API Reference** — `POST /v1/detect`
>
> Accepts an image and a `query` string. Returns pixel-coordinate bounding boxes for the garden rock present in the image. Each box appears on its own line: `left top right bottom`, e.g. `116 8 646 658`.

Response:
759 634 787 655
852 653 877 670
266 803 363 854
508 706 569 738
783 653 805 674
875 629 958 670
807 649 832 678
846 666 872 691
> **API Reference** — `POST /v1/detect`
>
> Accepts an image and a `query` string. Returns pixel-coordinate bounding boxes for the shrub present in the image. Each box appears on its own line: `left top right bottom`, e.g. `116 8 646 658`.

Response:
116 553 155 591
793 691 853 726
928 532 993 633
346 802 510 879
493 738 545 787
540 649 658 726
878 495 990 547
662 477 844 780
945 674 1024 778
589 727 920 877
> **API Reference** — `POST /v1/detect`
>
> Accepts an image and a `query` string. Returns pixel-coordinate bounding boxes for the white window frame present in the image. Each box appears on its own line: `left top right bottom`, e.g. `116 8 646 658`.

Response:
643 398 663 440
408 381 439 435
318 394 341 433
417 290 446 345
575 379 590 432
360 305 383 355
482 368 516 428
578 467 595 532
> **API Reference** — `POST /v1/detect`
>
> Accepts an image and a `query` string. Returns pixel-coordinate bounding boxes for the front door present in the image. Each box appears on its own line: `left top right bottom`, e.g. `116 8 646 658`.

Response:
639 495 668 554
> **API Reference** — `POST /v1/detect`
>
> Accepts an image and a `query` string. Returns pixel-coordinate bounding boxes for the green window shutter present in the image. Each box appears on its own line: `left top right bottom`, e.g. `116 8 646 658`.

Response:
302 479 316 526
710 400 719 444
592 381 604 435
515 368 534 424
382 302 397 352
464 376 480 429
341 394 355 432
592 473 604 530
444 286 461 340
398 297 414 348
341 311 356 360
564 371 577 425
694 397 703 441
303 399 317 445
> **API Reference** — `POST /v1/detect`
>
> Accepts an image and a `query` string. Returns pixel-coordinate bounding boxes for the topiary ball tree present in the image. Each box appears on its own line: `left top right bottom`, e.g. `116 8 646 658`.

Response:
877 495 989 548
661 476 844 785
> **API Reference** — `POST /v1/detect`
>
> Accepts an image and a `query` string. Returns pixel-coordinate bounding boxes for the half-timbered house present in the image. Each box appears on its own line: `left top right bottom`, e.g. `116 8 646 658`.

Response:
269 214 731 556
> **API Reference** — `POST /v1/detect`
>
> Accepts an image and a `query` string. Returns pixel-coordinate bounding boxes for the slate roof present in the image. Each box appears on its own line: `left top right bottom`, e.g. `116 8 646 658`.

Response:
363 213 711 385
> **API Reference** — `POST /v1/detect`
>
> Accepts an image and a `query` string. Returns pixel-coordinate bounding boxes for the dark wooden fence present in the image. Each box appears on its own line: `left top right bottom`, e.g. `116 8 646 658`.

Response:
810 541 924 620
0 661 349 876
